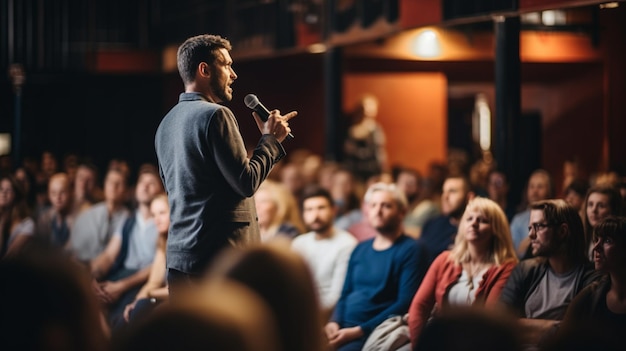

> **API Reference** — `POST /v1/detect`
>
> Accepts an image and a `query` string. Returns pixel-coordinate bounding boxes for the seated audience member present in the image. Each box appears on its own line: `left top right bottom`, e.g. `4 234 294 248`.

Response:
418 175 475 264
408 197 518 346
325 182 428 351
414 307 522 351
510 169 553 258
208 239 324 351
0 248 108 351
292 186 358 317
69 166 129 263
0 174 35 258
71 161 102 215
35 172 75 248
499 199 600 348
582 184 622 259
559 216 626 341
255 179 304 242
562 179 589 221
486 170 516 223
396 167 440 239
112 280 280 351
90 164 164 327
346 201 378 242
330 168 363 231
123 194 171 323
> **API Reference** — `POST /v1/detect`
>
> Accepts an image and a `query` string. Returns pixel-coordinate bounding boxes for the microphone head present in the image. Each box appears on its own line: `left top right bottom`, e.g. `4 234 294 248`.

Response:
244 94 259 109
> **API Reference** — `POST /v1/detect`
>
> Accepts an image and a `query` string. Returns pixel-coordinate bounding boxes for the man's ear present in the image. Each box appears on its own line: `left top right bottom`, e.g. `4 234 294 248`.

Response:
198 62 210 77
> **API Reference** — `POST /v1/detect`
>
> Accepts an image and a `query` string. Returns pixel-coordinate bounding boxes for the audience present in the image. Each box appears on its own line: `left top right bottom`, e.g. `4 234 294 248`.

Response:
72 161 102 215
499 199 600 348
582 184 622 259
0 174 35 259
553 217 626 349
486 170 516 222
90 164 164 328
510 169 553 259
562 178 589 221
0 247 109 351
255 179 304 242
396 166 440 239
325 182 428 351
330 168 364 231
122 194 170 324
3 149 626 351
35 172 75 248
291 186 357 317
112 279 280 351
418 175 475 264
69 166 129 263
208 239 324 351
408 197 518 347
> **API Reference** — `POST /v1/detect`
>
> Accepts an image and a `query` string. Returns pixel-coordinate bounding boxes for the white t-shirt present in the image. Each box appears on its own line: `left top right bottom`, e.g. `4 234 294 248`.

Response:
291 229 357 309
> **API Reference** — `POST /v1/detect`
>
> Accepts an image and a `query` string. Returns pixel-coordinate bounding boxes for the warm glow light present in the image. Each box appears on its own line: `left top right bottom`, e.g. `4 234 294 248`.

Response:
307 43 327 53
472 94 491 152
411 29 441 58
541 10 566 26
599 2 619 9
0 134 11 155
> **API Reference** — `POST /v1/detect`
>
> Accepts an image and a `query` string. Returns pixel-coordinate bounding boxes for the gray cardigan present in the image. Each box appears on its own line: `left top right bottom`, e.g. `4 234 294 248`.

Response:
155 92 285 274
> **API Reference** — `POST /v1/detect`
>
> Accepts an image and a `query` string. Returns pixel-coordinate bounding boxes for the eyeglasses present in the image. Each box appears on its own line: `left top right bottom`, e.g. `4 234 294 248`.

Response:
528 223 553 233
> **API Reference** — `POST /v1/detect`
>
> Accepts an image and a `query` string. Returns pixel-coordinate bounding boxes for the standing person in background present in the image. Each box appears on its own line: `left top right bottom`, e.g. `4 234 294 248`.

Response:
155 34 296 301
342 94 387 183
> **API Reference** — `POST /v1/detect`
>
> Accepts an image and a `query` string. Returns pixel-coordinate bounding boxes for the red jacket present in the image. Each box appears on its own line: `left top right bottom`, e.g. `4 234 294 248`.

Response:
408 250 516 346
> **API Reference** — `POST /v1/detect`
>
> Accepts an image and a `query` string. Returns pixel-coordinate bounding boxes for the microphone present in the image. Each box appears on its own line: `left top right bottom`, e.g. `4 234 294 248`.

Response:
244 94 294 139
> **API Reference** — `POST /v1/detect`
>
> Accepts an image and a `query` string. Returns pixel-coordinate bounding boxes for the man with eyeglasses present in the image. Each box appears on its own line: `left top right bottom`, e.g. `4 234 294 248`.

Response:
499 199 600 348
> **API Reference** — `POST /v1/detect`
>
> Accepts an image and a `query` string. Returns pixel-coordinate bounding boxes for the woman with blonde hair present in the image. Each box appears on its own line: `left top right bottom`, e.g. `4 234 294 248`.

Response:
408 197 518 347
255 180 304 242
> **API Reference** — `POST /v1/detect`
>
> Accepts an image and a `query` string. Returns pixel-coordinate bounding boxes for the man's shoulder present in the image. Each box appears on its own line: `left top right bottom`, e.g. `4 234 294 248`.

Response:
333 229 358 244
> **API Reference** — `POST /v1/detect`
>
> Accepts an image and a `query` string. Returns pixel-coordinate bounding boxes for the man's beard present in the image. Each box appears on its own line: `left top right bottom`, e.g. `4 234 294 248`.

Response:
210 69 231 102
308 220 332 234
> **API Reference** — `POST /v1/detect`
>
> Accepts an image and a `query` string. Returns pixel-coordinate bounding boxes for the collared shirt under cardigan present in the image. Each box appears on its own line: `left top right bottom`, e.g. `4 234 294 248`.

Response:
408 250 517 346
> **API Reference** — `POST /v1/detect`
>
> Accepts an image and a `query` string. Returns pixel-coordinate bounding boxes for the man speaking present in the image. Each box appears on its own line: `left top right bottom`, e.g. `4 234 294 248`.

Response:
155 34 296 300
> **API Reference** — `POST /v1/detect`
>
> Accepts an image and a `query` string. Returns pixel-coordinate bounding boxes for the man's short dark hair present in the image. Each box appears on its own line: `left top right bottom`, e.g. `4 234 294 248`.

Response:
177 34 232 85
300 186 334 210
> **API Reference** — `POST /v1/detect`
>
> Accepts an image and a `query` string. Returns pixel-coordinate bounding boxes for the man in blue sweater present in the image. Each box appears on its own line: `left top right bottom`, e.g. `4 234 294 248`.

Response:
325 182 428 351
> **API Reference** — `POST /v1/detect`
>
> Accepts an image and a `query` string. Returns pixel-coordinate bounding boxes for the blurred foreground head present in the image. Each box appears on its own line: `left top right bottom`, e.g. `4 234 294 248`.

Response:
113 279 279 351
0 249 108 351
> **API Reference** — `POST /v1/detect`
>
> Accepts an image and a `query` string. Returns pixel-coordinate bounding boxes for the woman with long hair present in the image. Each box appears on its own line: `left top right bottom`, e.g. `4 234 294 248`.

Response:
0 174 35 258
582 184 622 258
408 197 518 347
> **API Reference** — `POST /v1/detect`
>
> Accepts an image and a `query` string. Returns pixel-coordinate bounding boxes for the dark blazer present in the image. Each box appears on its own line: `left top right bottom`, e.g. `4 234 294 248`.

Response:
155 92 285 274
